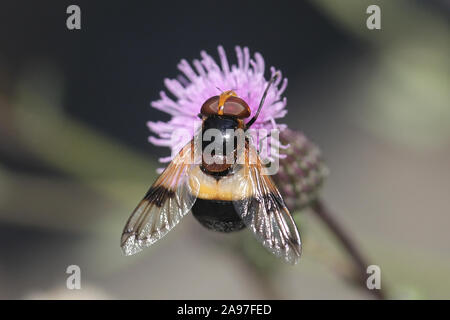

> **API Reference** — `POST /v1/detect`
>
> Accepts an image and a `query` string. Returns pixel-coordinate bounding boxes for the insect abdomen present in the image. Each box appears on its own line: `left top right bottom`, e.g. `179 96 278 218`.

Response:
191 199 245 232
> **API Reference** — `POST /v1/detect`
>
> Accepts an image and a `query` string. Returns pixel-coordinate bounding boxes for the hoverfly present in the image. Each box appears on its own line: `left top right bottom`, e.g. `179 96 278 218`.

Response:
121 73 302 264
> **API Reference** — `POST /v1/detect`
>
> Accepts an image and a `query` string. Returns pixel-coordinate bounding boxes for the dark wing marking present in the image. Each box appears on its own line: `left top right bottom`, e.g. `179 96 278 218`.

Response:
233 143 302 264
121 139 199 256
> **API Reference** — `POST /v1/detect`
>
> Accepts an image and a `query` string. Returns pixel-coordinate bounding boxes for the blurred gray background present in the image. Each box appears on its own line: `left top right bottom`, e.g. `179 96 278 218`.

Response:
0 0 449 299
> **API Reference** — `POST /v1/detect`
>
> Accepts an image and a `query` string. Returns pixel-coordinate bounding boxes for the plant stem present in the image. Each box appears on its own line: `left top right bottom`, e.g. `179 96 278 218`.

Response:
310 199 386 299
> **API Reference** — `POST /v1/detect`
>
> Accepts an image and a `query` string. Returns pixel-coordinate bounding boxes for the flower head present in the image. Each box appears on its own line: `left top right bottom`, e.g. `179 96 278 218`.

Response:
147 46 288 164
272 128 329 211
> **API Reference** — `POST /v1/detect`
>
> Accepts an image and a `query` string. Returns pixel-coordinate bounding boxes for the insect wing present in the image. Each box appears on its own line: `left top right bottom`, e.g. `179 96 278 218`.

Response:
121 140 200 256
233 144 302 264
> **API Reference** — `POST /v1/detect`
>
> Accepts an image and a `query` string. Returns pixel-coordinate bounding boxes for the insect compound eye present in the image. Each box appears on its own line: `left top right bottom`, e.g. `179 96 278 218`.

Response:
200 95 251 119
200 96 220 117
223 96 251 118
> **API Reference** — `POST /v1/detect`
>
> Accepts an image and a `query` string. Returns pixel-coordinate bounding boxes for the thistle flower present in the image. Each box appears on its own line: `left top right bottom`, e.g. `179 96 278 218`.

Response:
147 46 288 164
272 128 329 211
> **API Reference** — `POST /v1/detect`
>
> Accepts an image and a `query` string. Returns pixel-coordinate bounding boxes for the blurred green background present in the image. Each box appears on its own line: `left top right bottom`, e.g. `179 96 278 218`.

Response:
0 0 449 299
